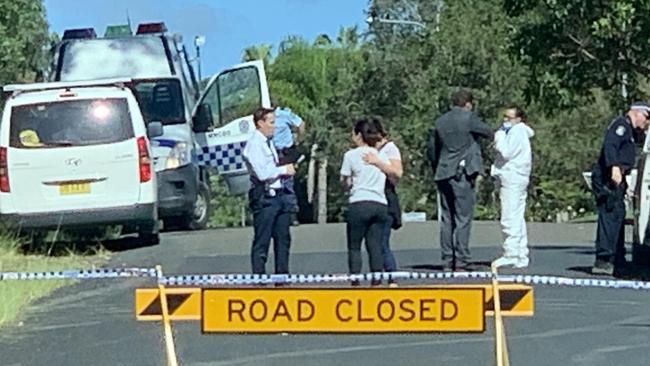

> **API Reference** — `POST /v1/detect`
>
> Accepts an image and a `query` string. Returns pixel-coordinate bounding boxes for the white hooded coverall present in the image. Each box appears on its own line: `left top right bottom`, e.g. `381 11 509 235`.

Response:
491 123 535 263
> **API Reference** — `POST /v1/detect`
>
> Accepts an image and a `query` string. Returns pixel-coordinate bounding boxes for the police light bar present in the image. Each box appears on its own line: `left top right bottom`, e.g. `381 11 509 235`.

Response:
62 28 97 40
105 24 132 38
136 22 167 34
2 78 133 93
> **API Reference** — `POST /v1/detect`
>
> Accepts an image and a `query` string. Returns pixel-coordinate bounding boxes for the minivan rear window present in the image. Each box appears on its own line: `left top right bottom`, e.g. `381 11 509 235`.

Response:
10 98 134 149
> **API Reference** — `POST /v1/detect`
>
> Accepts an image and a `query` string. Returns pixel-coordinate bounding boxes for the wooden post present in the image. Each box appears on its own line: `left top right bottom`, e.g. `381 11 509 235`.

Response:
491 262 510 366
156 265 179 366
241 204 246 227
317 158 328 224
307 144 318 204
436 191 442 223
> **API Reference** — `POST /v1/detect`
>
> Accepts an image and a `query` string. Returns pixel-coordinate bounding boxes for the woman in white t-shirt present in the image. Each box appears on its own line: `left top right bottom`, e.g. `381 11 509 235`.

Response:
363 120 403 284
340 117 390 285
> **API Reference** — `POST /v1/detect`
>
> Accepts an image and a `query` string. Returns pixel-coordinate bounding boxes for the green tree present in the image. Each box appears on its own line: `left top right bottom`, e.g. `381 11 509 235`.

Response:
227 0 634 224
241 44 273 64
360 0 529 217
504 0 650 109
0 0 50 85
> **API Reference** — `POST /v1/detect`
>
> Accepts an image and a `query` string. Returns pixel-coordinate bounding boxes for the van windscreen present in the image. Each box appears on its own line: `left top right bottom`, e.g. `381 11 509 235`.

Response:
58 37 172 80
10 98 134 149
132 79 185 125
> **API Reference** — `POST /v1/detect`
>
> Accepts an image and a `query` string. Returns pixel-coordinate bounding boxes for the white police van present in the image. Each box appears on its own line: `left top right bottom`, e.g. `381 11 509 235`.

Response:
49 23 270 230
0 78 162 244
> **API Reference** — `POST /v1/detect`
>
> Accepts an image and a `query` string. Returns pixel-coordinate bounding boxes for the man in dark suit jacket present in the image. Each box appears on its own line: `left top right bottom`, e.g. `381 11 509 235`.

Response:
426 89 493 271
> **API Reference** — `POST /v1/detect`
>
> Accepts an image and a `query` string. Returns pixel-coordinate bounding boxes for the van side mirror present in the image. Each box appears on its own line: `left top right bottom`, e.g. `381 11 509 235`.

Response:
147 121 164 138
193 104 213 133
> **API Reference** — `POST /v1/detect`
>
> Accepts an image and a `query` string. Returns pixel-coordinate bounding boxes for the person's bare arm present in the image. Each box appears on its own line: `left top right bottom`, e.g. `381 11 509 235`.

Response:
297 121 306 137
363 152 403 181
363 153 404 181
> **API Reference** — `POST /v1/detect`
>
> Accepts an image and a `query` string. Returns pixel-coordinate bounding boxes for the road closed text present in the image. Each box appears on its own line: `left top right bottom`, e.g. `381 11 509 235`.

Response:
202 288 485 333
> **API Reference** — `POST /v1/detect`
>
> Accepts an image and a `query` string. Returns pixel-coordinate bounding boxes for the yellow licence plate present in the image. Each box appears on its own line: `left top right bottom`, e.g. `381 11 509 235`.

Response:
59 183 91 195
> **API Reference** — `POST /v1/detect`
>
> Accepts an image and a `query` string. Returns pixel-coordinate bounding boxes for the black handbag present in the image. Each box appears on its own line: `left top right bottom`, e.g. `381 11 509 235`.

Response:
385 181 402 230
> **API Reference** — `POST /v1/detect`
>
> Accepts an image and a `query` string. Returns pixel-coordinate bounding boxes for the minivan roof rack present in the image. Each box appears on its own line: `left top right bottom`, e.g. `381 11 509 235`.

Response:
2 78 133 93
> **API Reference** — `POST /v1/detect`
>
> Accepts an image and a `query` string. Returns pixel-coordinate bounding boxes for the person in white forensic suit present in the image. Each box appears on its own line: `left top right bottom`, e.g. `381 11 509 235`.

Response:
491 106 535 268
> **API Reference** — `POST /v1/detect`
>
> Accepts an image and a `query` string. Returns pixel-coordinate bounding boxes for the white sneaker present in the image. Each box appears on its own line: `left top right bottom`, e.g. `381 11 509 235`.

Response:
514 257 529 268
492 256 519 268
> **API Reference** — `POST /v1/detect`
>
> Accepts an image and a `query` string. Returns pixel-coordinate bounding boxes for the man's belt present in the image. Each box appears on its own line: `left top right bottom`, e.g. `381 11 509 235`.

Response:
249 177 284 200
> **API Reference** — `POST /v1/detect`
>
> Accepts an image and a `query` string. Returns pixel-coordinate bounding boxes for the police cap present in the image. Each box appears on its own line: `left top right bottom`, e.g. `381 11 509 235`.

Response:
630 101 650 114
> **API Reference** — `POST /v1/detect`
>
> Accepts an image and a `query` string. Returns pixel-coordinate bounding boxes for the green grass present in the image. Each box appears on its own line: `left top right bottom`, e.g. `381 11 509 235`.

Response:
0 231 108 327
569 211 634 224
569 213 598 223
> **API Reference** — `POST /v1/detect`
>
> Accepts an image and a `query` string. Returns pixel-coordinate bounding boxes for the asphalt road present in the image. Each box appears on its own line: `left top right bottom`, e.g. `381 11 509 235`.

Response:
2 221 650 366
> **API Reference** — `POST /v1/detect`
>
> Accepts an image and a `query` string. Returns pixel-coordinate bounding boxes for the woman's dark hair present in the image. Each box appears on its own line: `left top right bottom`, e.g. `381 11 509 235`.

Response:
354 117 383 147
508 105 527 122
371 117 387 138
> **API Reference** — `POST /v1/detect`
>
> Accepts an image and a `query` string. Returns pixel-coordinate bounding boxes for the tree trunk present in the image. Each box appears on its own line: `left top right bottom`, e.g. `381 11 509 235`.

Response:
307 144 318 204
317 158 328 224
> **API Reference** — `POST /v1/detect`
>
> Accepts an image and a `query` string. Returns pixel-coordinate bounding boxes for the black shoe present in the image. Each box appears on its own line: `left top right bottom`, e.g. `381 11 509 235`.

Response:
370 279 382 286
351 280 360 287
592 260 614 276
614 261 633 278
442 262 453 272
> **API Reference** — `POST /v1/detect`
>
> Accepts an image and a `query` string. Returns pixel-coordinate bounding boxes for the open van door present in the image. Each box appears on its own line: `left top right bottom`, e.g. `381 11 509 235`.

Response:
192 60 270 194
633 136 650 264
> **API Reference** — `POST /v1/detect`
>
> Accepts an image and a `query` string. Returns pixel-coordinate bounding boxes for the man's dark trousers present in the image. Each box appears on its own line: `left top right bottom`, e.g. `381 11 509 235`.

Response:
277 147 299 212
250 193 291 274
595 185 626 265
437 173 475 267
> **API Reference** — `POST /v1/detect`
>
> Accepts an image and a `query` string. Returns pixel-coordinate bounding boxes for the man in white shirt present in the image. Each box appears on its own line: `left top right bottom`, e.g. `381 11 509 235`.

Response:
243 107 296 275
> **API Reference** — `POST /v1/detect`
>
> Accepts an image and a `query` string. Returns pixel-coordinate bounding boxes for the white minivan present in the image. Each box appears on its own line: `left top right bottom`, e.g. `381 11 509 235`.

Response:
0 78 162 244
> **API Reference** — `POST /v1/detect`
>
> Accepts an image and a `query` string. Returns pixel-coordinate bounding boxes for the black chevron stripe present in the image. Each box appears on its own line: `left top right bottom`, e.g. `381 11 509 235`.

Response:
141 294 191 316
485 289 529 311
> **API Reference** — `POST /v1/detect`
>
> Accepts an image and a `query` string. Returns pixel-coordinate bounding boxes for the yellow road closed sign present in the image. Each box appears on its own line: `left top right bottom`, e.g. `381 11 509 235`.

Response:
202 288 485 334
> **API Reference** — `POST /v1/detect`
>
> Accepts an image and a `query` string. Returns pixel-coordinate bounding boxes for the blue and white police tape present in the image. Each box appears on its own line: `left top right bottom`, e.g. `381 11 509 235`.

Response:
159 271 650 291
159 271 494 286
3 267 650 291
0 267 157 281
499 274 650 291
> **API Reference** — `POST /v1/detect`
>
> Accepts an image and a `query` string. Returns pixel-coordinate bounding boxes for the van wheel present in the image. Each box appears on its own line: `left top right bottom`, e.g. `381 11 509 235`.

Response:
23 230 47 253
183 183 211 230
138 224 160 245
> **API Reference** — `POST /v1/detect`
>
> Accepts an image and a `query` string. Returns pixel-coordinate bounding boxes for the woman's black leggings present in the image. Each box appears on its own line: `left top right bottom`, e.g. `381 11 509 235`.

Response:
346 201 388 273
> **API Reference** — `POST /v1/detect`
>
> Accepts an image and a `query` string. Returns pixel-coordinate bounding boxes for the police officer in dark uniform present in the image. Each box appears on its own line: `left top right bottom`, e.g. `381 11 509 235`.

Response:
592 102 650 275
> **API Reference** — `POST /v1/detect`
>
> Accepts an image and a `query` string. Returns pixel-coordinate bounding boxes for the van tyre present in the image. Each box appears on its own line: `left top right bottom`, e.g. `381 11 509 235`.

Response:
184 183 211 230
138 223 160 245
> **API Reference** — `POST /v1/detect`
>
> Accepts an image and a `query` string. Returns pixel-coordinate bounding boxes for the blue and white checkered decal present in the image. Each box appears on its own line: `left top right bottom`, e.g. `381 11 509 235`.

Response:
197 141 247 173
